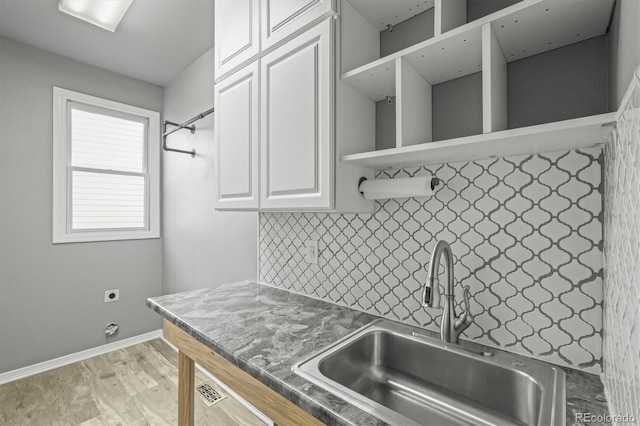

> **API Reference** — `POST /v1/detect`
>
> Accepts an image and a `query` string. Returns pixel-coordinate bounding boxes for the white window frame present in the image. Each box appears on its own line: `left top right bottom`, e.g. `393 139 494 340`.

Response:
53 87 160 243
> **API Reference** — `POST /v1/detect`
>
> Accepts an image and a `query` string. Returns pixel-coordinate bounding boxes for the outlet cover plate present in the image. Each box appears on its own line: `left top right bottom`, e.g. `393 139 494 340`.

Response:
104 289 120 303
305 240 318 264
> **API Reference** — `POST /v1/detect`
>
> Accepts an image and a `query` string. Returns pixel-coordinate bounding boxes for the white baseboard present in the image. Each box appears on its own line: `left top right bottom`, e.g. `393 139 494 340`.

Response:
161 337 273 426
0 329 163 385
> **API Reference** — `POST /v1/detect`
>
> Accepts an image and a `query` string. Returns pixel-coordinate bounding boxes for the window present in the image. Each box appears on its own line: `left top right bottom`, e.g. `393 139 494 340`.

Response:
53 87 160 243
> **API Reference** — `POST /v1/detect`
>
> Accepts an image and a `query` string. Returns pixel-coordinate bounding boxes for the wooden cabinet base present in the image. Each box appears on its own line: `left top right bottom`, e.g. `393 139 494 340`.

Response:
163 319 324 426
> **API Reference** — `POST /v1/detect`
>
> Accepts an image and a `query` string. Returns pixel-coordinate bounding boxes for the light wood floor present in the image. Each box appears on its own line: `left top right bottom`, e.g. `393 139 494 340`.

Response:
0 339 265 426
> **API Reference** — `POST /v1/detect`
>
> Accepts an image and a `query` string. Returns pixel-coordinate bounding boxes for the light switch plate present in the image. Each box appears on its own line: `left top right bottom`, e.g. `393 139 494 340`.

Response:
305 240 318 265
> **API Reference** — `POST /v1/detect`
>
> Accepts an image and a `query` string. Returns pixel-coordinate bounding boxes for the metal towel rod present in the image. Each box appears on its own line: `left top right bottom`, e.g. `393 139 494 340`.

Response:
162 107 214 157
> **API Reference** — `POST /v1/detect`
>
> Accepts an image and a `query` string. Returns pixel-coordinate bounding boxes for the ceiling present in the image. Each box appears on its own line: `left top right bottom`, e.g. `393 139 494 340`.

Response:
0 0 214 87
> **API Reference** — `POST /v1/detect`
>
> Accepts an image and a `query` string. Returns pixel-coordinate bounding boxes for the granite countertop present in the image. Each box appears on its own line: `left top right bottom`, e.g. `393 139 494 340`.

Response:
146 280 610 426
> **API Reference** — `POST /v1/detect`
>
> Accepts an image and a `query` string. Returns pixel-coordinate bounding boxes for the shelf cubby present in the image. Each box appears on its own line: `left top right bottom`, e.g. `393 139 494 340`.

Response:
342 0 524 73
397 58 433 146
370 60 484 150
506 35 609 129
342 0 613 89
432 71 483 141
344 25 484 150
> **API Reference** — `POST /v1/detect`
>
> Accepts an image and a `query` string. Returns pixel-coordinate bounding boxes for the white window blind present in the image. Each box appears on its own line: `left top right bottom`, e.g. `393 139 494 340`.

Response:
70 108 145 172
71 171 146 230
69 106 147 231
53 87 160 243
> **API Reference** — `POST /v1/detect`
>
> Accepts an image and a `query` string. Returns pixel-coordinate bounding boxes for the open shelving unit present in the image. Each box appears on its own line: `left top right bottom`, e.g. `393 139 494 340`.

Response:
339 0 616 169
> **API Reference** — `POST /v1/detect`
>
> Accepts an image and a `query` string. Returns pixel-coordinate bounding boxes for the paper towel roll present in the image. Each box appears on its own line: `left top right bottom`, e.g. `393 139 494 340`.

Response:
359 176 435 200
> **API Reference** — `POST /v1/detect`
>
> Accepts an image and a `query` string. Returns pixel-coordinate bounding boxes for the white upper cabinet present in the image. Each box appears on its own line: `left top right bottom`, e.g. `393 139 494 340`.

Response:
213 2 375 212
261 0 334 50
214 0 260 78
260 18 333 209
214 62 260 209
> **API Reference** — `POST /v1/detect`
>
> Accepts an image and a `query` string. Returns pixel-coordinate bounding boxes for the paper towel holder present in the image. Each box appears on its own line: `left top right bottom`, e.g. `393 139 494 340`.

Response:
358 177 368 194
358 176 441 197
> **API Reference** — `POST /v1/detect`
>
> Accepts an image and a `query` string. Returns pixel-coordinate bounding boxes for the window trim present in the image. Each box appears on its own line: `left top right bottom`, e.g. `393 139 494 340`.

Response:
53 87 160 243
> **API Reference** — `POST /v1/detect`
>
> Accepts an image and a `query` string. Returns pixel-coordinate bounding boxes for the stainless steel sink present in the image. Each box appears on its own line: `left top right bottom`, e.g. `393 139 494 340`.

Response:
293 320 565 426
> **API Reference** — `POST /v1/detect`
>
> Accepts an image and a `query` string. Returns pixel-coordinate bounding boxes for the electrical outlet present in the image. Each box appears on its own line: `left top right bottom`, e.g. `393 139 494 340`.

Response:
305 240 318 265
104 289 120 303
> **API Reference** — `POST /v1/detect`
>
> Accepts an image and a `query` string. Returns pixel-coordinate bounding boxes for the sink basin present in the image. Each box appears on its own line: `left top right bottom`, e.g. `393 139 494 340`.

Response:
293 320 565 426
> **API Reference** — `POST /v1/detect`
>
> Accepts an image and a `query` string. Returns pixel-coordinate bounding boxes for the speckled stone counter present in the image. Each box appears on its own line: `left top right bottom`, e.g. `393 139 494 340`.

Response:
146 280 610 426
564 367 611 426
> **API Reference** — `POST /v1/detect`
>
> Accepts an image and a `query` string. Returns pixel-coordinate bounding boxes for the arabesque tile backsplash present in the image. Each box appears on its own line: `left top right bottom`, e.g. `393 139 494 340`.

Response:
259 147 604 374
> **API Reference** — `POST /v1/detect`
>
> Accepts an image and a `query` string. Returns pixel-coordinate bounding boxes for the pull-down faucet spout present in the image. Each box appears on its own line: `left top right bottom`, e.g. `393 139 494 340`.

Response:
423 240 473 344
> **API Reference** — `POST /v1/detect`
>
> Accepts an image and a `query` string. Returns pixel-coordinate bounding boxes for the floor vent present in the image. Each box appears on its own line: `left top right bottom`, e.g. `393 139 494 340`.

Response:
196 383 226 406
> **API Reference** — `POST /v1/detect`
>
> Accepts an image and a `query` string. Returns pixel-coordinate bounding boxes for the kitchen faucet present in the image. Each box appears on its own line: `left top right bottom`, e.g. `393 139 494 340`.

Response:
423 240 473 344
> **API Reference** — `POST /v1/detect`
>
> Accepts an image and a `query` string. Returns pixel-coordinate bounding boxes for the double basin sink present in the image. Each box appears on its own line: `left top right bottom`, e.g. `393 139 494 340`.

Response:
293 320 565 426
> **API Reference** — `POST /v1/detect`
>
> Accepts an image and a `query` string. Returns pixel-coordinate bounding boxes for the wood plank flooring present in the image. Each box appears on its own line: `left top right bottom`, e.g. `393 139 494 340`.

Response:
0 339 265 426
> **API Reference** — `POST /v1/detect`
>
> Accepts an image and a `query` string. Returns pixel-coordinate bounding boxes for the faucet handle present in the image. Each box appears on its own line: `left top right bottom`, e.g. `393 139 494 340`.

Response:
457 286 474 325
453 286 474 337
462 286 471 312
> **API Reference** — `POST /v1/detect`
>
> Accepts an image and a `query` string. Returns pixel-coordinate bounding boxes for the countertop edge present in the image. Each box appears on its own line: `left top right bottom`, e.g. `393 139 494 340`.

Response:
145 297 355 426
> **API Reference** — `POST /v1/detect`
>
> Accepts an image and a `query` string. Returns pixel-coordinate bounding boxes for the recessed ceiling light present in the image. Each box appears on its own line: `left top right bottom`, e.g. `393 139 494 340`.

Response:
58 0 133 32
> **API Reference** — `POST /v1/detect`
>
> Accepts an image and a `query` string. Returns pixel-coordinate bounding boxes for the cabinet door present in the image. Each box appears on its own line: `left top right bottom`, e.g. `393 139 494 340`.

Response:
214 62 259 210
261 0 333 50
215 0 260 79
260 19 333 210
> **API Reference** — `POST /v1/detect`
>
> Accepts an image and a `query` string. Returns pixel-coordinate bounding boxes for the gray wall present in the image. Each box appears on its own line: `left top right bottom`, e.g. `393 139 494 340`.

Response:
433 72 483 140
375 98 396 150
162 48 257 295
508 35 609 129
0 38 163 373
608 0 640 110
466 0 521 22
380 10 434 57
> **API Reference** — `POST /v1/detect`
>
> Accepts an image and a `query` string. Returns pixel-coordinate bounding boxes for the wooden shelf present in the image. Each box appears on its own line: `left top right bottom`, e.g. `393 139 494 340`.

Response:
404 25 482 86
341 24 480 102
341 0 614 101
348 0 435 32
341 113 616 170
492 0 613 63
342 60 396 102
